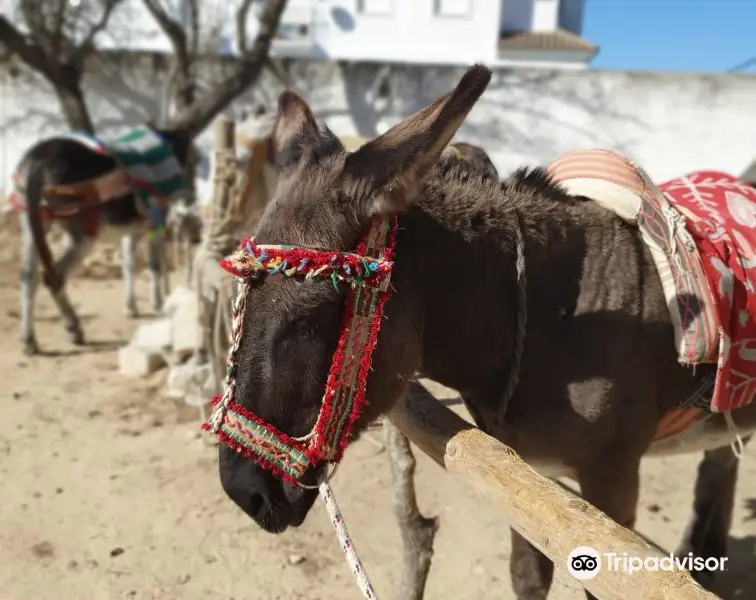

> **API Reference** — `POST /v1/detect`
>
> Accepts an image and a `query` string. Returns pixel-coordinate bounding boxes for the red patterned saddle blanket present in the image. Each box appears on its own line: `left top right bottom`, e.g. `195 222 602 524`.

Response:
547 150 756 414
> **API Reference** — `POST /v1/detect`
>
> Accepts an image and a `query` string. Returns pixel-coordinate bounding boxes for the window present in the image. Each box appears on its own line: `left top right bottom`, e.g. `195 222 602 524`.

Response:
358 0 393 16
435 0 471 17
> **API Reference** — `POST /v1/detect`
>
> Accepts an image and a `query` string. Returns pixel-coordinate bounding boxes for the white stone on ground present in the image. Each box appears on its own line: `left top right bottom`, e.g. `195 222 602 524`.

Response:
118 343 166 376
170 289 201 360
131 319 173 352
165 362 215 399
161 286 196 318
118 286 216 413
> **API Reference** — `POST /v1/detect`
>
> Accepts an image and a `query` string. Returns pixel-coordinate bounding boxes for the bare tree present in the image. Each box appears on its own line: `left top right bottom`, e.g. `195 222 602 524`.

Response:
143 0 288 136
0 0 124 132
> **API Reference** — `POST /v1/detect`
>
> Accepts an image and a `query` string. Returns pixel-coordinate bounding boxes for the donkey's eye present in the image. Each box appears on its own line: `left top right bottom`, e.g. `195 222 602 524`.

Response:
281 313 319 338
292 315 316 332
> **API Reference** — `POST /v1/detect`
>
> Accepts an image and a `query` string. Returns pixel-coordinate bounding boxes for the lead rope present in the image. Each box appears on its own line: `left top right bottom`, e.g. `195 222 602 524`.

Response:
724 410 746 459
497 211 527 425
318 471 378 599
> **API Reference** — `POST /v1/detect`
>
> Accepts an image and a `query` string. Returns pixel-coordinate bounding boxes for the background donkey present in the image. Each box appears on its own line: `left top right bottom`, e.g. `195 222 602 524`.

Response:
211 65 756 600
443 140 500 180
13 126 193 355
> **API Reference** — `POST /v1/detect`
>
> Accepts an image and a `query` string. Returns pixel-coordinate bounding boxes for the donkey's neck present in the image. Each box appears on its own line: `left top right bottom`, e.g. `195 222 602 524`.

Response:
391 168 603 400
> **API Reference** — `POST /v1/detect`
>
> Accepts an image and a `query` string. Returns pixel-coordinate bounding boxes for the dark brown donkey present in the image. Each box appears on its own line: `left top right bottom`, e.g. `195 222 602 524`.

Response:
212 65 756 599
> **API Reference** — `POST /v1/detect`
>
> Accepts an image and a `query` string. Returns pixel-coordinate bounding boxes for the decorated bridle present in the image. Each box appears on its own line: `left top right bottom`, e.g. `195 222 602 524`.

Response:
203 215 399 487
200 148 490 600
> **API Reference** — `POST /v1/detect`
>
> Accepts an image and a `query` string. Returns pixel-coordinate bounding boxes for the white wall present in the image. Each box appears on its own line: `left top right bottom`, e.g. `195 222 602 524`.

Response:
2 59 756 202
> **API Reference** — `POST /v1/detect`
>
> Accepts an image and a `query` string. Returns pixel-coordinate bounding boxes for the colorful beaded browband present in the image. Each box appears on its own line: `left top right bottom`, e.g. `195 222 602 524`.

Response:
220 237 394 291
203 216 398 485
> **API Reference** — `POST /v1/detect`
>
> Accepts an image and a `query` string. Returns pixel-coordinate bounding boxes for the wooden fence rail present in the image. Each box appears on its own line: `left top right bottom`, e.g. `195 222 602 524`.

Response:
388 382 720 600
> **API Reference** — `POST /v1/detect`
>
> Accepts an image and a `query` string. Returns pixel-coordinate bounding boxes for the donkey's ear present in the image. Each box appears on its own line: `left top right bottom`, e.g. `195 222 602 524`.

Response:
343 64 492 217
270 90 320 171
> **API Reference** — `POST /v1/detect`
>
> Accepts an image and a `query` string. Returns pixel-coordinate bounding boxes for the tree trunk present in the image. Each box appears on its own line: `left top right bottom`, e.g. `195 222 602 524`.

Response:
175 78 196 115
51 66 95 133
173 73 197 201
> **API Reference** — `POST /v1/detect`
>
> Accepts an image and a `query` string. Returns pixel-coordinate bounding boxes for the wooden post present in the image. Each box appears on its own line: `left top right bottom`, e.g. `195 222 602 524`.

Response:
383 421 438 600
210 116 236 220
193 116 236 393
388 382 721 600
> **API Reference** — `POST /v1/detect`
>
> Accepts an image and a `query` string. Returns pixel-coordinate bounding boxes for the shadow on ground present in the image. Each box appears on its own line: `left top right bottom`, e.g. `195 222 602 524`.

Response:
710 533 756 599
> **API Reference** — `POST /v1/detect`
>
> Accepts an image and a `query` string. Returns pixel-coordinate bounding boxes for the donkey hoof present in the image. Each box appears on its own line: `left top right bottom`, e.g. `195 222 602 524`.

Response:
125 307 139 319
67 326 85 346
22 338 40 355
690 568 716 589
674 547 719 589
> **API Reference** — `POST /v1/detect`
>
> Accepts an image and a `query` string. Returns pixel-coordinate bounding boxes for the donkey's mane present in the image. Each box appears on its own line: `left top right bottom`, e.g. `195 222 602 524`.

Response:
417 161 586 245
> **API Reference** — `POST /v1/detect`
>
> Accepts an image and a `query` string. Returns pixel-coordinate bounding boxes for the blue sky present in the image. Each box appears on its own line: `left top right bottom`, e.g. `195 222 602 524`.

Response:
583 0 756 73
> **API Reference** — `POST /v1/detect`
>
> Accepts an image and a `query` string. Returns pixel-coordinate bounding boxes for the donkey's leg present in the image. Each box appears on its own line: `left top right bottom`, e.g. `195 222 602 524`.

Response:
50 230 92 345
147 234 165 312
577 458 641 600
121 232 139 318
510 530 555 600
183 238 194 289
163 239 171 298
676 437 751 585
19 216 40 355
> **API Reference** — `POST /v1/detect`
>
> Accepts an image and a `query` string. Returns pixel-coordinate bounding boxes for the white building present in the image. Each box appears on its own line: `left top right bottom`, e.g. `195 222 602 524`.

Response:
268 0 597 69
112 0 597 70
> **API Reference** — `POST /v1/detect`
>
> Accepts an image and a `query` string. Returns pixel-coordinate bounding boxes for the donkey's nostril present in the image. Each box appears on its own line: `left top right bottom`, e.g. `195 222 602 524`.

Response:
218 446 281 524
244 493 265 519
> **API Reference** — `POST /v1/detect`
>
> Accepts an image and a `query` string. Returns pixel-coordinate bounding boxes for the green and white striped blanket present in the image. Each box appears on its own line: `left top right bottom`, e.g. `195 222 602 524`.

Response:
57 126 188 235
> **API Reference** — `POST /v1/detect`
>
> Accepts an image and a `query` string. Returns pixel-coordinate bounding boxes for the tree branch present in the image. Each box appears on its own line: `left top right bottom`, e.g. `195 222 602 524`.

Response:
171 0 288 136
236 0 255 55
0 16 52 77
70 0 123 67
143 0 198 117
50 0 69 58
187 0 200 57
18 0 52 56
0 0 120 133
142 0 190 68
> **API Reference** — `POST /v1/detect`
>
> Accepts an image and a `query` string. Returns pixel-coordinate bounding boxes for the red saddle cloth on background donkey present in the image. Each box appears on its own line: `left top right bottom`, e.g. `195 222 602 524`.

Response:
546 150 756 418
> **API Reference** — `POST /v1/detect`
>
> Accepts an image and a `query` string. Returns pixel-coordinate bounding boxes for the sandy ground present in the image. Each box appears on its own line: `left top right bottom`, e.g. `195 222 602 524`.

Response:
1 228 756 600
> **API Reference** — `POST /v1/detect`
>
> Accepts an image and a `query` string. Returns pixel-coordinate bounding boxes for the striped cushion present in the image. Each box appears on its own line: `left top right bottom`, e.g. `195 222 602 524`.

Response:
546 149 719 366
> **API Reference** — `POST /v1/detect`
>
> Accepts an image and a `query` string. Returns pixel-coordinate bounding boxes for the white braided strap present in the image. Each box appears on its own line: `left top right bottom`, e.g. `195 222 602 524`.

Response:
210 277 249 430
318 475 378 599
